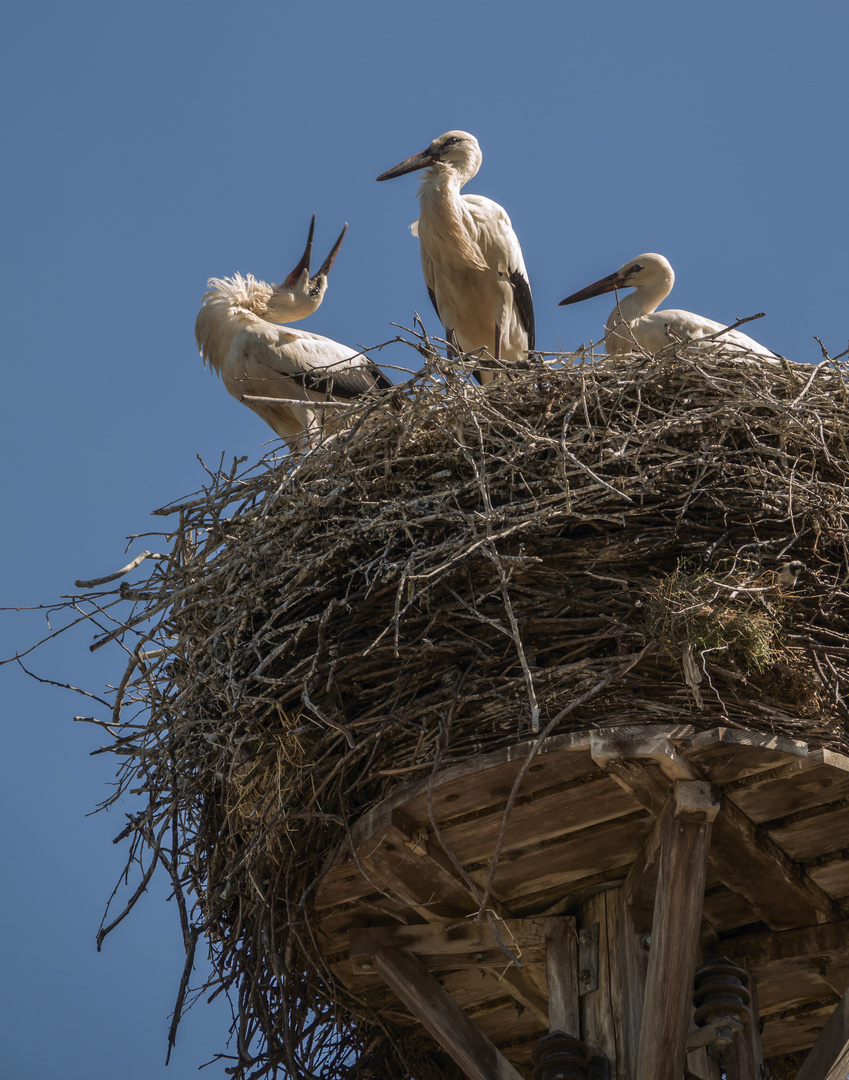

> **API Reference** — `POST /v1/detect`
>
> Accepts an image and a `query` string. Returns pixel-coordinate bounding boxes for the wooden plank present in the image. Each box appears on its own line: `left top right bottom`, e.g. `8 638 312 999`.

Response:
436 773 639 863
761 1000 836 1058
795 986 849 1080
720 920 849 968
767 803 849 862
684 728 808 783
466 813 651 904
373 945 526 1080
544 916 579 1034
708 796 838 930
727 755 849 823
350 920 548 970
490 965 549 1026
635 782 720 1080
581 889 629 1080
807 854 849 898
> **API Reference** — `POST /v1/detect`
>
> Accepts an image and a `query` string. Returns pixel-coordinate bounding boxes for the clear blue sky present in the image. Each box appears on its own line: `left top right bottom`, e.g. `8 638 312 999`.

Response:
1 1 846 1075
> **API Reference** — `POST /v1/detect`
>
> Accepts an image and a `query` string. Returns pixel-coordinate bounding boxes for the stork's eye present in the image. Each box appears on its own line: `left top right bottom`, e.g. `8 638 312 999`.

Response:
629 263 644 275
444 136 461 146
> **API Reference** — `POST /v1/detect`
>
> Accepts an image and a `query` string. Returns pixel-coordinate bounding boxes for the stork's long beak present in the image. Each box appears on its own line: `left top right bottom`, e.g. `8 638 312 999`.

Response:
558 270 624 306
315 223 347 278
282 214 316 287
376 148 438 181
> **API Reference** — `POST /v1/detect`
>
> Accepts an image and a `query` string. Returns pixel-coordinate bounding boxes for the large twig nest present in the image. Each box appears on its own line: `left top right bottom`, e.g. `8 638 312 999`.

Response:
72 342 849 1078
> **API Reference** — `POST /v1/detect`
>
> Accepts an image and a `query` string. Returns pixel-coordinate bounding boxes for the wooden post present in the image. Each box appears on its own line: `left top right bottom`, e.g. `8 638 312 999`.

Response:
544 915 579 1034
634 781 720 1080
794 983 849 1080
372 945 525 1080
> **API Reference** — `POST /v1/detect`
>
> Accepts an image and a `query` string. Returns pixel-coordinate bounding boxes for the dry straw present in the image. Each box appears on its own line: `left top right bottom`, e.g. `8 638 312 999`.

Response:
43 337 849 1077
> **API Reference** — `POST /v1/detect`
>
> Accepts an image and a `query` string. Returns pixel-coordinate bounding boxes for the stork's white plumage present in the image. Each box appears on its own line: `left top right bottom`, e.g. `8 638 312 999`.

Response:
376 130 534 383
195 217 391 451
559 253 779 359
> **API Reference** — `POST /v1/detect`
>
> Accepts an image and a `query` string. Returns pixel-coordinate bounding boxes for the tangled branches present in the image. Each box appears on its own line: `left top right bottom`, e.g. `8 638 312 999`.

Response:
27 341 849 1077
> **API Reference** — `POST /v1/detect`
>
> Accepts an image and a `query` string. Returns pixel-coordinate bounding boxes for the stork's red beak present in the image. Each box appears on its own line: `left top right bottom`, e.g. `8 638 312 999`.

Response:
316 223 347 278
376 148 438 181
283 214 316 287
558 270 624 307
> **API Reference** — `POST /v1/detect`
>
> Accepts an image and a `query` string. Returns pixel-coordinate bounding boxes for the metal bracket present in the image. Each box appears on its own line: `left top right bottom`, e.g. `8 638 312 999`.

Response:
578 923 599 995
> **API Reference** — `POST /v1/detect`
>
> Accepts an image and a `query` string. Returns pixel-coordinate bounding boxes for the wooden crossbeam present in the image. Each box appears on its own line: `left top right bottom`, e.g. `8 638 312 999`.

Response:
350 919 547 969
372 945 525 1080
350 918 556 1027
794 984 849 1080
635 781 720 1080
593 734 837 930
352 809 504 922
721 920 849 968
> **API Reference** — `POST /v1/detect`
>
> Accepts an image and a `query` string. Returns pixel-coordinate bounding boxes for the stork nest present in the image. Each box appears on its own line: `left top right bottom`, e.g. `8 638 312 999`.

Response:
54 341 849 1078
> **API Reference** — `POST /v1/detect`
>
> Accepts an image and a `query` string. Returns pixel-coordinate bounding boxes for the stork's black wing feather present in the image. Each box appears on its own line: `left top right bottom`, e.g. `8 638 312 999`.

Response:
510 269 535 351
296 362 391 399
427 286 441 322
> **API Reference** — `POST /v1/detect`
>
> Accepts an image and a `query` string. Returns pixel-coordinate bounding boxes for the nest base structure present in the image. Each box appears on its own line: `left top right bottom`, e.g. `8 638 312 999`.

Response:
318 724 849 1080
73 348 849 1079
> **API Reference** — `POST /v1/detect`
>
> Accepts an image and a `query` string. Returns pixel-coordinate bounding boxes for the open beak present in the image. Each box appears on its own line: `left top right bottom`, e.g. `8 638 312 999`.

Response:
282 214 316 287
315 222 347 279
376 147 438 181
559 270 624 306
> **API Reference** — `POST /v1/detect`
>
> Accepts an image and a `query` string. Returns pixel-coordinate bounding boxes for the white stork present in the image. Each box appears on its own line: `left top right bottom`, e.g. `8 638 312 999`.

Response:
195 216 392 451
559 252 779 359
376 130 534 383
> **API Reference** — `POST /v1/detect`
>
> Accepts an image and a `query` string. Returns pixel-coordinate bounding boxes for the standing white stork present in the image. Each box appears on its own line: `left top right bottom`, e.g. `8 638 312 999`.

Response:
559 252 779 359
195 216 392 451
376 130 534 383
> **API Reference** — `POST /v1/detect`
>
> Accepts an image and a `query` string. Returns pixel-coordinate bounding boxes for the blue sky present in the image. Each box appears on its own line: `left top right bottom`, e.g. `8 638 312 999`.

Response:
1 1 846 1075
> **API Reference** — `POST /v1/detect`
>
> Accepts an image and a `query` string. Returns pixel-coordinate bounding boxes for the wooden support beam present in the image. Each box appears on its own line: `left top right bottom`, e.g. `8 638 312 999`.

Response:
544 916 579 1034
709 798 838 930
372 945 525 1080
794 984 849 1080
635 782 720 1080
592 734 837 931
350 919 553 1026
720 920 849 968
350 919 547 970
353 809 512 922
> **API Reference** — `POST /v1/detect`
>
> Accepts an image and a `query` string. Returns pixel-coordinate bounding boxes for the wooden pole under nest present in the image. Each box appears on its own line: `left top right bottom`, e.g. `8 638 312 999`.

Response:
327 726 849 1080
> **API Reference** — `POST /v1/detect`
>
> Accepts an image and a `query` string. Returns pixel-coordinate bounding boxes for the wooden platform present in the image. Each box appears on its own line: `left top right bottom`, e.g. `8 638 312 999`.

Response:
315 725 849 1079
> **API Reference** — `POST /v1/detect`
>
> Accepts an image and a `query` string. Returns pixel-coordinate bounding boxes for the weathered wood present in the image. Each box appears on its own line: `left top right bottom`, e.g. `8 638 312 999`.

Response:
544 916 579 1034
726 753 849 822
767 802 849 862
635 782 720 1080
721 920 849 968
350 920 547 969
373 945 525 1080
466 813 651 904
794 983 849 1080
490 965 549 1026
581 889 629 1080
685 728 808 783
709 794 837 929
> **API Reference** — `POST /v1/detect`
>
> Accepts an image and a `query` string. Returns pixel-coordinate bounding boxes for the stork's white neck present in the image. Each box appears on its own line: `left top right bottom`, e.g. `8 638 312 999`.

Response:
614 272 674 322
415 165 488 271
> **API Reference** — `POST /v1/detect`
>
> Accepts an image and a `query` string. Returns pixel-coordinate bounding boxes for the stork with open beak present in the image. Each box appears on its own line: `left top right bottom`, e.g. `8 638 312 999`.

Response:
559 253 779 359
195 216 392 451
377 130 534 383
